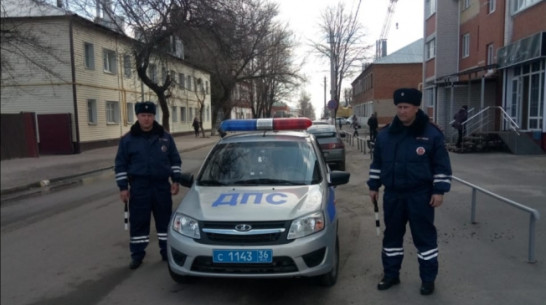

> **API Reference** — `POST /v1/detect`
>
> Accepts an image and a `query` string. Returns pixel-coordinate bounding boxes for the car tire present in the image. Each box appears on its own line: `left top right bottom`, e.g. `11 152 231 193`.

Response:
317 236 339 287
169 265 192 284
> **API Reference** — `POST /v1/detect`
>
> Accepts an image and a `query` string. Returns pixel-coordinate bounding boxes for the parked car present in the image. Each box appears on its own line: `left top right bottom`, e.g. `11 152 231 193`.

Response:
306 124 346 171
312 120 330 125
167 118 350 287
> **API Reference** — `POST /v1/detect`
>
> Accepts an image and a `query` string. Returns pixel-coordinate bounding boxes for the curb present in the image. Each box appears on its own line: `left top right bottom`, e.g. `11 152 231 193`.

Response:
0 140 217 201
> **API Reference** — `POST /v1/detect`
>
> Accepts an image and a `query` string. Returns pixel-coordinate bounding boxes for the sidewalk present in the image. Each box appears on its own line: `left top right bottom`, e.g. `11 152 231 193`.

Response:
0 134 219 198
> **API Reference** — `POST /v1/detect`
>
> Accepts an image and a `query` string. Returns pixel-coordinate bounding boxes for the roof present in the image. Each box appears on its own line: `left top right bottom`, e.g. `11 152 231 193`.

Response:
2 0 72 18
374 38 424 64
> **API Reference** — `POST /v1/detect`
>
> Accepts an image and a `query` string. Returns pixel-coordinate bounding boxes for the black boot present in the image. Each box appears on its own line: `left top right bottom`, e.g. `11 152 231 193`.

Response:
377 277 400 290
420 281 435 295
129 259 142 270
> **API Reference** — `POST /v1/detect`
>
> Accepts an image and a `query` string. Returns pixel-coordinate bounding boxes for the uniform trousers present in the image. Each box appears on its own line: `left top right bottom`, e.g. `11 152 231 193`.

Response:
381 189 439 282
128 178 173 261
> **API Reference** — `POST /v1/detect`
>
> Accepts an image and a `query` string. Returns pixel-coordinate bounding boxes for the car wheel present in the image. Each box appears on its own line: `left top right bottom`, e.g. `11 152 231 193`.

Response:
169 265 192 284
317 236 339 287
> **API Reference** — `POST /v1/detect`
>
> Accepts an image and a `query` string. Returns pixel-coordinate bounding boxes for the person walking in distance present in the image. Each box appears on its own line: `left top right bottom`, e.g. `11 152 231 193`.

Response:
115 101 182 270
192 117 200 137
452 105 468 148
367 88 452 295
367 112 378 142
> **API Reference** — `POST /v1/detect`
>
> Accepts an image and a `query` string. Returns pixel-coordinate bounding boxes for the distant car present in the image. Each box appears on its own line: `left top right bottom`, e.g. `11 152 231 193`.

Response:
335 118 347 125
167 118 350 287
306 124 346 171
312 120 330 125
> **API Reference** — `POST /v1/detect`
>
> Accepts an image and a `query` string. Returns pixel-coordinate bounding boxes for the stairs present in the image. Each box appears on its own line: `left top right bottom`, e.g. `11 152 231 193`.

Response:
497 131 545 155
448 132 508 153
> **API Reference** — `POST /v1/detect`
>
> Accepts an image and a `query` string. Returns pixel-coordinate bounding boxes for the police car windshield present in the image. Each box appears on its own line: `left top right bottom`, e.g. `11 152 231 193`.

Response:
197 141 322 186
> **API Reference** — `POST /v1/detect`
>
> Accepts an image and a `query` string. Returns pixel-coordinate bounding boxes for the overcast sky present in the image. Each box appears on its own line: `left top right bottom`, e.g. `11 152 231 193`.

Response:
275 0 424 118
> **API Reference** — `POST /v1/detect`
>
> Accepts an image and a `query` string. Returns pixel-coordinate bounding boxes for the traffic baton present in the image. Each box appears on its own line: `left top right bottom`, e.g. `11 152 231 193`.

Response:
124 201 129 231
373 198 381 236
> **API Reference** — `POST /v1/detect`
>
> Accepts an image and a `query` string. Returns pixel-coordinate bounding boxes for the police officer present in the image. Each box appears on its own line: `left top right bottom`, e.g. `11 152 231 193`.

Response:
115 101 182 270
367 88 452 295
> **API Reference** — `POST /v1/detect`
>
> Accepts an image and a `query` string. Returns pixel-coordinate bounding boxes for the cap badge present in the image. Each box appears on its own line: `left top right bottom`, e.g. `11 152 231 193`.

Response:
416 146 426 155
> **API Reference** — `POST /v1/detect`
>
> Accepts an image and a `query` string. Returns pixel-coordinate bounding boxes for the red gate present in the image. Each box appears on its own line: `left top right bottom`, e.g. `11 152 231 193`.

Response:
37 114 74 155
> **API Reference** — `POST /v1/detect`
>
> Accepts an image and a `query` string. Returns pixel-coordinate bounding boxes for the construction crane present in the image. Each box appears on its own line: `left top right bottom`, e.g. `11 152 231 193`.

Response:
375 0 399 59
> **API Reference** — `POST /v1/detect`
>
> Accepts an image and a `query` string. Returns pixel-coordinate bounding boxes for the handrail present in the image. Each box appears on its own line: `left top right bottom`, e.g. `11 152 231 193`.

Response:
451 176 540 263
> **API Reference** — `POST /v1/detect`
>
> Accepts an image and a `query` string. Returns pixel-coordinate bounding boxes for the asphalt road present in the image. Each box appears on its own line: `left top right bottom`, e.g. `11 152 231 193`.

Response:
1 144 544 305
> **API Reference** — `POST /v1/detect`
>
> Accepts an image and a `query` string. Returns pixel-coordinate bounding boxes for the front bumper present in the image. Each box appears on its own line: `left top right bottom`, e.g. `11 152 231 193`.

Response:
167 221 337 279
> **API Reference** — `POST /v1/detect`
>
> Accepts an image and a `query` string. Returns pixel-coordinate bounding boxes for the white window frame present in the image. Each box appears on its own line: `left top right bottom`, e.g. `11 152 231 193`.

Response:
425 38 436 60
463 0 471 9
488 0 496 13
486 43 495 65
512 0 542 14
87 99 97 124
103 49 117 74
179 73 185 89
127 102 135 123
187 75 192 91
106 101 120 124
172 106 178 122
462 33 470 58
123 54 132 78
425 0 436 18
180 106 187 122
84 43 95 70
149 64 157 82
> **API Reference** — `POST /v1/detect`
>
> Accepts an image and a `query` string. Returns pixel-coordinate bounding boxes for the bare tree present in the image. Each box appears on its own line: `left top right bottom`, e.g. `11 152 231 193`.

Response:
1 0 69 86
310 0 371 118
298 92 316 120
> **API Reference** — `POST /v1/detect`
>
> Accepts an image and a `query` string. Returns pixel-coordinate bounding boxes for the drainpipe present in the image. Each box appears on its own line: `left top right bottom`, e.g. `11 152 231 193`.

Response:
69 18 81 153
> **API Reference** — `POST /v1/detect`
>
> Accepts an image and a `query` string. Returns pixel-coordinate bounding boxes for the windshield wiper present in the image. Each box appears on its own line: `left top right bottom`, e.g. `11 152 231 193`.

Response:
198 180 227 186
232 178 303 185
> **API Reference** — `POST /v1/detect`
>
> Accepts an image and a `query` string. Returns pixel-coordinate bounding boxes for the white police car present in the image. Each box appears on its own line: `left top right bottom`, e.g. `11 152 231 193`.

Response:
167 118 350 286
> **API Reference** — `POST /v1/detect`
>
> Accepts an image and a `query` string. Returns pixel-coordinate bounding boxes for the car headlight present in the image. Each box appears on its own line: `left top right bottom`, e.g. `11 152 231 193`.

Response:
172 213 201 239
287 212 325 239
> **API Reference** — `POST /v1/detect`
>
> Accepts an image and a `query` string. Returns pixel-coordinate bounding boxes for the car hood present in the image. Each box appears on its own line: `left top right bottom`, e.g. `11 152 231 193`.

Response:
176 184 326 221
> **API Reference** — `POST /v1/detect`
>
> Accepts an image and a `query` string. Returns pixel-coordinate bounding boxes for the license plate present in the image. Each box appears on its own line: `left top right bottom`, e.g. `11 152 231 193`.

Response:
212 249 273 263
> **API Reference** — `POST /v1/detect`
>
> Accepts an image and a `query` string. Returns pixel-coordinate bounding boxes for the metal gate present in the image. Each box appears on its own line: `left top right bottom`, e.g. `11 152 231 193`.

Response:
37 113 74 155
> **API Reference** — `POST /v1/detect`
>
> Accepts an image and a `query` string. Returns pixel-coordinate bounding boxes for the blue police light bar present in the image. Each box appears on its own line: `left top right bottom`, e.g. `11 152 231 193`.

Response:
220 118 312 131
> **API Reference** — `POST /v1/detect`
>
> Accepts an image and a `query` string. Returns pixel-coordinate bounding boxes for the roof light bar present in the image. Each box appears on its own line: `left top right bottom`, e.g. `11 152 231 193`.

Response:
220 118 312 132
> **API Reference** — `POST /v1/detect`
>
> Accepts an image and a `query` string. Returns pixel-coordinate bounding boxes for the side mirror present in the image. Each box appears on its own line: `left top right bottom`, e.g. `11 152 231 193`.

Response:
329 170 350 186
179 173 194 188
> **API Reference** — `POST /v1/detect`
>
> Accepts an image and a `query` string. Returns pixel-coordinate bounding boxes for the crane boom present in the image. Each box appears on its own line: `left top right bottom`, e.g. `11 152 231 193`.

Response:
375 0 399 59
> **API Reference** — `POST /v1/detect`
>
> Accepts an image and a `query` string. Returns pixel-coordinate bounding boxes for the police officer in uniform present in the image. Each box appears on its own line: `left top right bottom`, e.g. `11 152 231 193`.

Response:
115 101 182 270
367 88 452 295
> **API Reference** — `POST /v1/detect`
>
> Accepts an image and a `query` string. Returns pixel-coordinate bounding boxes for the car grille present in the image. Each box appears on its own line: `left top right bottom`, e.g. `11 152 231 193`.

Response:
191 256 298 273
197 221 293 245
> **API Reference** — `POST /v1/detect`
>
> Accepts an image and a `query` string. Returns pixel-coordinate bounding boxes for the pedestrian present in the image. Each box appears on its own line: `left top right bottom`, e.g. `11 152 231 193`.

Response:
367 88 452 296
367 112 378 142
338 118 343 129
192 117 200 137
452 105 468 148
115 101 182 270
351 115 359 137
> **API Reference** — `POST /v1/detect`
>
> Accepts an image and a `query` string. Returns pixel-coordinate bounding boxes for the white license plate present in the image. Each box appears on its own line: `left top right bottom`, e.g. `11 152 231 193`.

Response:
212 249 273 263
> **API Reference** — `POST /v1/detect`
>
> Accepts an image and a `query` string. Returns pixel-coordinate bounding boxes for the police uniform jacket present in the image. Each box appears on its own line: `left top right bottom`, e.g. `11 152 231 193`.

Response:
367 109 452 195
115 121 182 190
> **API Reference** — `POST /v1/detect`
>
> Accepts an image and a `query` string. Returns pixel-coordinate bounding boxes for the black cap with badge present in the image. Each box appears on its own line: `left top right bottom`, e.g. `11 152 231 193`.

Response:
135 101 156 115
393 88 422 106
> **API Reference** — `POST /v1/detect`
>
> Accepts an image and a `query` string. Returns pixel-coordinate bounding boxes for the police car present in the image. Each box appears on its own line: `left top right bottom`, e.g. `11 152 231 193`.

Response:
167 118 350 286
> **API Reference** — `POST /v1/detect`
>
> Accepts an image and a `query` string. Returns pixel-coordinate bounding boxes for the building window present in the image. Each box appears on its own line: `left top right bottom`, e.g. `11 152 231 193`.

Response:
149 64 157 82
127 102 134 123
103 49 117 74
488 0 496 13
512 0 542 14
189 107 194 120
425 0 436 17
486 43 495 65
206 105 210 121
187 75 192 91
463 0 470 9
84 43 95 70
179 73 185 89
123 55 132 78
172 106 178 122
87 99 97 124
425 38 436 60
180 106 187 122
106 101 120 124
205 81 209 94
462 33 470 58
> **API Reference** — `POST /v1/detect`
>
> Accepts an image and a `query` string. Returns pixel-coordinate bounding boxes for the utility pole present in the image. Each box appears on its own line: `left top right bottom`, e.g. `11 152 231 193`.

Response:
329 31 337 122
323 76 327 119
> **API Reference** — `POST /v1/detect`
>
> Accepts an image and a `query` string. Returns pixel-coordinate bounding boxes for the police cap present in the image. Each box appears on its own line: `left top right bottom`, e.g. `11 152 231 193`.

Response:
135 101 156 115
393 88 422 106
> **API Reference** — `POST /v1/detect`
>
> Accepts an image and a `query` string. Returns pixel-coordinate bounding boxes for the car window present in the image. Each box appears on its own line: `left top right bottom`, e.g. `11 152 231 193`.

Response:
197 140 322 186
